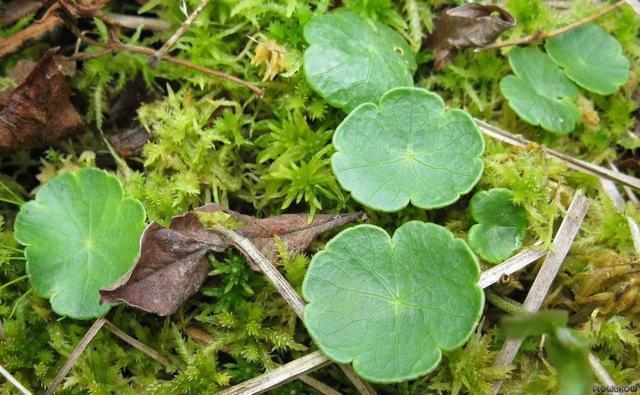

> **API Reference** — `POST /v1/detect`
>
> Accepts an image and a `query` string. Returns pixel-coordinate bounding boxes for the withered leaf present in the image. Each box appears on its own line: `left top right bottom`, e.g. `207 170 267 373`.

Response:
100 207 364 316
0 48 84 150
199 204 366 264
108 125 151 158
100 213 228 316
428 4 515 70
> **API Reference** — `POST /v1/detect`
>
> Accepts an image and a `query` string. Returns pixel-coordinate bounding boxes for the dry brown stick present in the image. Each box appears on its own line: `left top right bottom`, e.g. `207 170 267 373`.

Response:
0 15 62 59
45 318 106 395
211 225 377 395
476 0 627 52
0 0 43 26
626 0 640 14
0 364 32 395
148 0 211 67
104 12 171 32
102 320 173 368
608 161 639 204
600 164 640 254
298 375 343 395
478 243 547 288
491 191 591 395
66 23 264 96
218 352 332 395
475 119 640 190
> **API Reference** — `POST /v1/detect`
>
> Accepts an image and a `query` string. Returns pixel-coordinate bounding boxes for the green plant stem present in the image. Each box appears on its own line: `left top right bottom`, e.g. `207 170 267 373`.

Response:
485 289 525 315
0 275 28 291
0 245 24 253
0 180 24 204
0 197 22 206
477 0 627 52
9 289 31 319
405 0 422 52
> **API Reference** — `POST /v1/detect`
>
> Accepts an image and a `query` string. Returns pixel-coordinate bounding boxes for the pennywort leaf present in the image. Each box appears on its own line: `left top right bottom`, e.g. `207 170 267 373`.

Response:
500 48 580 133
501 309 568 338
303 10 416 112
14 168 146 319
547 328 592 395
331 87 484 212
302 221 484 383
468 188 527 264
545 24 629 95
501 311 592 395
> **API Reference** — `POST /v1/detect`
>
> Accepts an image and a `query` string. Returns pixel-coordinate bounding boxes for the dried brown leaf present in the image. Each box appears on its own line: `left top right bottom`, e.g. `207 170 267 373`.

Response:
108 125 150 158
100 207 364 316
0 48 84 150
199 204 366 264
428 3 515 70
100 213 228 316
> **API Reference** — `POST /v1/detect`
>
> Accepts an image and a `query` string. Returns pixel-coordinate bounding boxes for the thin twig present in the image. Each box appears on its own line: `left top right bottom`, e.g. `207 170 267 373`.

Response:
478 243 546 288
45 318 106 395
104 12 171 32
475 119 640 190
218 352 331 395
102 320 173 368
0 15 62 59
608 161 638 203
212 225 305 316
588 353 615 386
599 166 640 255
211 225 377 395
298 375 343 395
0 364 32 395
65 48 113 61
476 0 627 52
626 0 640 14
65 22 264 96
491 192 590 395
148 0 210 67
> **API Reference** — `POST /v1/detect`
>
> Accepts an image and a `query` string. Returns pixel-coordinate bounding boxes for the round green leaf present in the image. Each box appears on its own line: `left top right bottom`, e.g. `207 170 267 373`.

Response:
500 48 580 134
545 24 629 95
331 87 484 212
303 10 416 113
468 188 526 264
14 168 146 319
302 221 484 383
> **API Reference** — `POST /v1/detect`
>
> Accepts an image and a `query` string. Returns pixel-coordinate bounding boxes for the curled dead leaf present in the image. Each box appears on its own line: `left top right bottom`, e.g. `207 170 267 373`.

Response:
428 3 515 70
0 48 84 150
100 213 228 316
100 206 365 316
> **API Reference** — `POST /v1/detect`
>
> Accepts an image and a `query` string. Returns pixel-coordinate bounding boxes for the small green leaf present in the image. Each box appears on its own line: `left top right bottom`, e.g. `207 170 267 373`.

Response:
501 310 569 338
546 327 591 395
545 24 629 95
14 168 146 319
500 48 580 133
468 188 527 263
303 10 416 112
331 87 484 212
302 221 484 383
